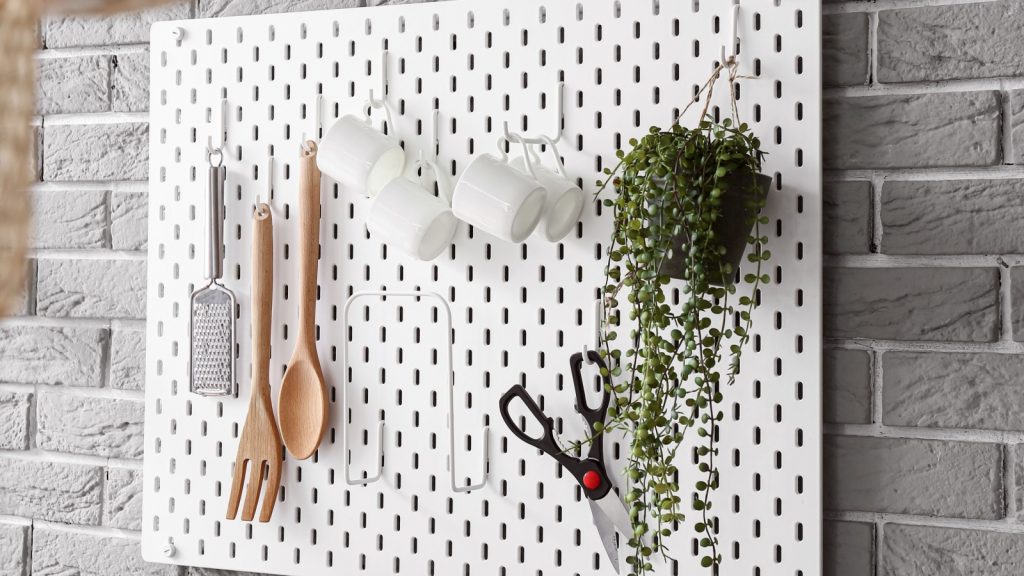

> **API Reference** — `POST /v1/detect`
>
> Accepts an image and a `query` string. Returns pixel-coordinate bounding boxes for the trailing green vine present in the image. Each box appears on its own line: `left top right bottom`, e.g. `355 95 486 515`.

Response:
591 62 770 574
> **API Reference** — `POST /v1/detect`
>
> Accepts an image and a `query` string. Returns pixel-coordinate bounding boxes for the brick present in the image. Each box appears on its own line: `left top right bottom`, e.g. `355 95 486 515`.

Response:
30 190 108 249
7 260 33 317
1013 267 1024 342
825 435 1002 519
111 191 148 250
0 326 106 388
1012 90 1024 165
823 13 868 87
36 259 145 319
104 467 142 530
36 55 109 115
882 179 1024 255
0 457 102 525
31 527 179 576
111 52 149 112
823 92 1001 170
824 349 871 425
878 2 1024 83
824 181 871 255
884 352 1024 431
824 521 873 576
43 3 190 48
198 0 361 17
882 524 1024 576
824 267 999 342
0 523 28 576
44 123 148 181
37 393 144 459
0 393 31 451
110 330 145 391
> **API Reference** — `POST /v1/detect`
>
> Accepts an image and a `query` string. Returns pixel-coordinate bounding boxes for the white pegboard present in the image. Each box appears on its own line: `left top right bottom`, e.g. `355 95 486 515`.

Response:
143 1 822 575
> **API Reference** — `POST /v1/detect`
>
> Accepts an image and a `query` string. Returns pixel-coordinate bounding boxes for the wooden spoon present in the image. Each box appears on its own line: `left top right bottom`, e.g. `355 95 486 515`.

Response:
279 141 329 460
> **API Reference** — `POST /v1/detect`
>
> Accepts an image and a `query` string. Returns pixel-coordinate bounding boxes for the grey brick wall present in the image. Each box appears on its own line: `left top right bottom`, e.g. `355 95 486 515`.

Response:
10 0 1024 575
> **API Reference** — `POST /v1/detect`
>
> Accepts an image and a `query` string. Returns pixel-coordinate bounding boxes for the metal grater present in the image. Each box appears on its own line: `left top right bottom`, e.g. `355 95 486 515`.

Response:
190 159 236 397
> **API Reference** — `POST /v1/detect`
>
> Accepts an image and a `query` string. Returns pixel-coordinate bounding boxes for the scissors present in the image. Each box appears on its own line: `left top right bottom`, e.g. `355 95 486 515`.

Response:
498 351 633 573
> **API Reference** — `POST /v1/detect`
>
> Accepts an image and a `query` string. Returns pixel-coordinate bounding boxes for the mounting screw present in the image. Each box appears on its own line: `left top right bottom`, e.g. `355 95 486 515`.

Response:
171 27 184 44
162 538 176 558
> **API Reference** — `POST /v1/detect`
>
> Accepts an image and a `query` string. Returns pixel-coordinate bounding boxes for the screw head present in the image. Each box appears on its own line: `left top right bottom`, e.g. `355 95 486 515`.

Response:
171 27 184 42
162 539 176 558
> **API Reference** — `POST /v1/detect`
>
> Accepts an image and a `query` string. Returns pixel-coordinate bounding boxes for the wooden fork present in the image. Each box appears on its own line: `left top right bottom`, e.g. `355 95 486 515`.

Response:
226 203 283 523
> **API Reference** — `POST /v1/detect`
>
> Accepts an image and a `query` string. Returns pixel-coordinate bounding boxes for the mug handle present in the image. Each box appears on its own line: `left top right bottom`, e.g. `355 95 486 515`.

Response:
420 158 454 206
510 136 538 180
362 99 397 138
539 134 570 179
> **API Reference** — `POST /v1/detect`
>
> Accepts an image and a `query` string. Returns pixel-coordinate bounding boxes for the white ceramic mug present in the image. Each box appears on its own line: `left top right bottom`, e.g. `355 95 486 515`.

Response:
451 139 546 243
510 136 585 242
317 101 405 198
367 159 458 261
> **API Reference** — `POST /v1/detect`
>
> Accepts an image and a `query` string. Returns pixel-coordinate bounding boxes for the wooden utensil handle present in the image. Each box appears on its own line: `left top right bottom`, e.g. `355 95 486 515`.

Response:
298 142 321 343
252 204 274 401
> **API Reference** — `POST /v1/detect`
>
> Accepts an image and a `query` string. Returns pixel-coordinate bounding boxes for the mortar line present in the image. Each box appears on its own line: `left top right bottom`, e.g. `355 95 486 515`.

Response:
827 254 1024 268
0 316 147 331
35 45 150 60
825 510 1024 534
823 0 1001 15
26 249 146 261
0 448 141 469
998 261 1014 343
867 5 878 87
31 520 141 539
869 349 883 426
826 165 1024 181
1002 443 1013 521
874 520 884 576
826 423 1024 444
826 337 1024 354
868 171 884 254
35 112 148 126
30 181 148 193
827 77 1024 98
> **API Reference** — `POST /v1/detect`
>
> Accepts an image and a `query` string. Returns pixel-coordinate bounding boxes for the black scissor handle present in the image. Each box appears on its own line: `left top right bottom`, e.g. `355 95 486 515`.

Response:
570 351 612 460
499 381 613 501
498 384 562 458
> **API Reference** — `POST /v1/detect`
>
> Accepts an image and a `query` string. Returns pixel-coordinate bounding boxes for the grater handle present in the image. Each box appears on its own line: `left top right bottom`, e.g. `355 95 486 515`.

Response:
251 204 274 401
297 141 321 343
206 164 227 280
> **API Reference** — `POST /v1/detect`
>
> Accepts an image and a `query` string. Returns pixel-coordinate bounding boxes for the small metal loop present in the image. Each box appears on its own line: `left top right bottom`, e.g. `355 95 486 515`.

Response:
582 298 602 364
207 146 224 168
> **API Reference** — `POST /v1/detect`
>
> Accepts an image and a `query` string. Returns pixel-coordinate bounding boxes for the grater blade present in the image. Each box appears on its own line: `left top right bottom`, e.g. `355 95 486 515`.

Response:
190 280 236 396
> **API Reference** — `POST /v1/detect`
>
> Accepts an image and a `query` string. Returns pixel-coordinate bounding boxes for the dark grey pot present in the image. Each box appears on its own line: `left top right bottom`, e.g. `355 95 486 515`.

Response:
660 172 772 287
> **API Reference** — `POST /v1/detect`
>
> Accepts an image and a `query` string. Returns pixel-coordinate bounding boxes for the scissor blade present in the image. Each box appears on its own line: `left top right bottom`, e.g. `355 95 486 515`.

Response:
592 491 635 538
589 499 620 574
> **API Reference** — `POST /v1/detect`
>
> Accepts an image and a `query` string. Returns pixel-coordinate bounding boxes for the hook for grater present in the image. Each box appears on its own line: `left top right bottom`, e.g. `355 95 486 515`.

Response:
207 98 227 161
503 81 564 146
368 50 389 109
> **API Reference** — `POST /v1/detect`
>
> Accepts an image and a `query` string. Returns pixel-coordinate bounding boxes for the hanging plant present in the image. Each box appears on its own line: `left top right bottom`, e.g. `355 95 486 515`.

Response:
592 62 770 574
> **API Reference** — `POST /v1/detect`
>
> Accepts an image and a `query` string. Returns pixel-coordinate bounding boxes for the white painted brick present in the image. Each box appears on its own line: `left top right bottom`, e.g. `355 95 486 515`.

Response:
31 190 108 249
0 326 106 388
112 52 150 112
31 527 180 576
36 259 146 319
111 191 148 250
43 123 149 181
43 3 191 48
110 329 145 391
36 55 110 115
37 393 144 459
882 524 1024 575
0 393 31 451
199 0 361 18
104 467 142 530
0 523 28 576
0 457 102 525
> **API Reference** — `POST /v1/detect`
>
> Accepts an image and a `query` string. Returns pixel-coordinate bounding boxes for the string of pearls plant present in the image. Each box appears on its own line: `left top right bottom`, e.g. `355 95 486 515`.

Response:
591 61 770 574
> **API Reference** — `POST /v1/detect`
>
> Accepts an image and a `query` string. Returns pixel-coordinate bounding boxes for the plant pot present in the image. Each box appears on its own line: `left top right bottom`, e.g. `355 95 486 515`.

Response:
660 172 772 287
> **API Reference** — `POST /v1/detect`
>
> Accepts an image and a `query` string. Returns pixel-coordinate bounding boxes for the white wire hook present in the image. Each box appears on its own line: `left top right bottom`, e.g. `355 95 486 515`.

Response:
368 50 389 108
302 94 323 145
207 98 227 156
720 1 740 65
255 153 273 216
582 299 602 365
502 81 564 146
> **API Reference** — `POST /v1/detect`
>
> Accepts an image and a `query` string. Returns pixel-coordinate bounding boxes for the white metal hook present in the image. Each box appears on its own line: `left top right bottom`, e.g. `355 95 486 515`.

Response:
537 134 570 179
502 82 565 146
303 94 323 144
720 1 740 65
495 136 510 163
341 290 490 492
207 98 227 155
582 299 602 364
256 154 273 216
368 50 389 108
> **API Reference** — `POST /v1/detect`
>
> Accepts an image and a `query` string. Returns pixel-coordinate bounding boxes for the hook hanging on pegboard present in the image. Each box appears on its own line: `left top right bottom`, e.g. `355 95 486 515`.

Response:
720 1 741 65
503 81 564 146
207 98 227 156
368 50 389 108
